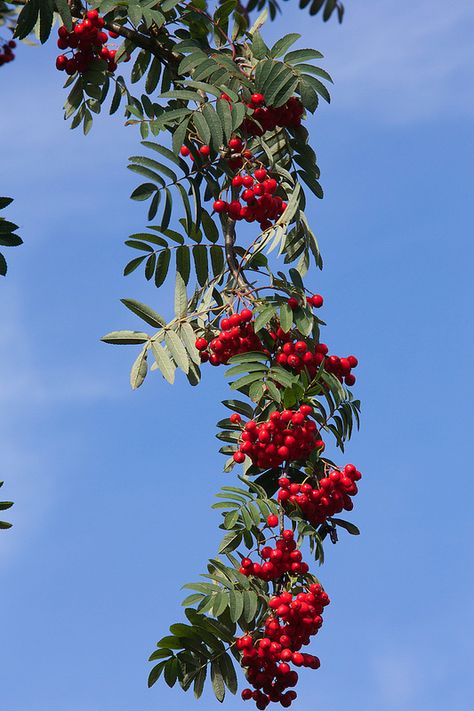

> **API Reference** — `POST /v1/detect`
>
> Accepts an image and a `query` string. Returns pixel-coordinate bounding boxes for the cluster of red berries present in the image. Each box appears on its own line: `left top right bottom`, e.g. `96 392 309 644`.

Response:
179 143 212 159
56 11 117 75
241 95 305 137
274 337 358 386
179 134 254 168
278 464 362 525
238 583 329 708
232 405 324 469
213 166 287 230
0 39 15 67
239 529 309 581
195 310 263 365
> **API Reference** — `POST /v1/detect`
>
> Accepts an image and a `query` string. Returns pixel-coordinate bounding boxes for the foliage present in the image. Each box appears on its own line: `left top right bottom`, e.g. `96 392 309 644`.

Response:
0 197 22 276
1 0 367 707
0 481 13 529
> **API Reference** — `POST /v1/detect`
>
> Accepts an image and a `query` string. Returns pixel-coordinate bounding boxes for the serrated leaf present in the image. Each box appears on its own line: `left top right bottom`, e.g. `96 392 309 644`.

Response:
101 330 149 345
271 33 301 58
155 248 171 287
165 331 189 373
211 659 225 702
284 48 324 64
254 304 276 332
218 529 243 554
121 298 166 328
228 590 244 623
220 652 238 694
174 272 188 317
151 342 176 384
192 245 209 286
130 346 148 389
332 518 360 535
243 590 258 623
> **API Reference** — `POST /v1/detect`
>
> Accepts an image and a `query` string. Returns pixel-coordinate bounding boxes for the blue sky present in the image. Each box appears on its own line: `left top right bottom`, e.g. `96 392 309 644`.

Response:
1 1 473 710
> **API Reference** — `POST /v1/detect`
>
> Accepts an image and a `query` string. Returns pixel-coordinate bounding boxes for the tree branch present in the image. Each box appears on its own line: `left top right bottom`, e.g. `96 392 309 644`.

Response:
224 216 249 290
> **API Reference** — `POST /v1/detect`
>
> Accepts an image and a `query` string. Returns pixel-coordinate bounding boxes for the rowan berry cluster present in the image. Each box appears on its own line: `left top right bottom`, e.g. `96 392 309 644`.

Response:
232 405 324 469
179 134 254 167
238 583 330 708
195 310 263 365
239 529 309 581
242 95 305 137
55 11 117 75
0 39 15 67
274 334 358 387
213 166 287 230
278 464 362 525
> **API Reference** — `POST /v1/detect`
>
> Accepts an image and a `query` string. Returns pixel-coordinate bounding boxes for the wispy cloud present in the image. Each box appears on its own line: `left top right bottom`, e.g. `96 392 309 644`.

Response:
0 289 121 562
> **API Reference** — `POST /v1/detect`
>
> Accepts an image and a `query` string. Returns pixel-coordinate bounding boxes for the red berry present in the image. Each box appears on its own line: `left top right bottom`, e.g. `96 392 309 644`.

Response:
229 137 243 151
55 55 67 70
267 514 279 528
195 337 208 350
230 413 242 424
288 297 298 310
251 93 265 105
213 199 227 213
263 178 277 194
255 168 267 182
180 145 190 157
233 451 245 463
311 294 324 308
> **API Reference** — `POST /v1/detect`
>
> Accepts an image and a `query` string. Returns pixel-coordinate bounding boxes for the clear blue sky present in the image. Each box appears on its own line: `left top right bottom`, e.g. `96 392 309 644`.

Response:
1 1 473 710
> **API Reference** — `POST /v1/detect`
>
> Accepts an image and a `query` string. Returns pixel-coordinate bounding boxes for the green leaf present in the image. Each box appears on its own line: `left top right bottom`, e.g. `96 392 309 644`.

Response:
203 103 224 151
228 589 244 623
331 518 360 535
243 590 258 623
193 110 211 145
155 248 171 287
176 245 191 284
222 399 255 417
218 529 243 554
130 346 148 389
179 322 200 364
193 245 209 286
164 657 179 687
101 331 149 345
165 331 190 373
211 660 226 702
121 299 166 328
151 342 176 384
174 272 188 317
220 652 238 694
270 33 301 58
252 30 269 60
254 304 276 332
201 210 220 243
210 245 225 277
284 48 324 64
216 98 233 143
146 55 162 94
